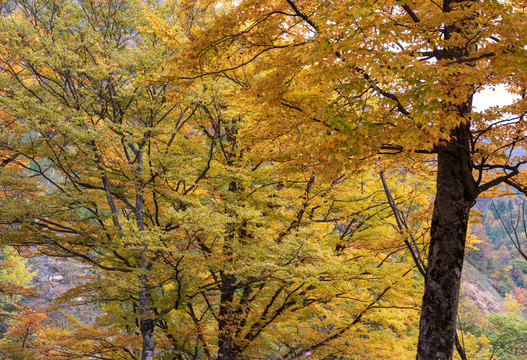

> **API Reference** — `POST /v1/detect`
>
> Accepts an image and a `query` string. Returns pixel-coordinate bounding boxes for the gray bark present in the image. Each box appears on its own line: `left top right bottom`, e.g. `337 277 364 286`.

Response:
135 149 156 360
139 287 155 360
416 0 478 357
416 122 477 359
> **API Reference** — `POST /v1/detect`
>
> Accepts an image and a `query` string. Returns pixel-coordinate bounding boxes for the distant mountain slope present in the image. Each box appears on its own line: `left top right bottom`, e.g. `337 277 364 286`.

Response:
462 260 505 315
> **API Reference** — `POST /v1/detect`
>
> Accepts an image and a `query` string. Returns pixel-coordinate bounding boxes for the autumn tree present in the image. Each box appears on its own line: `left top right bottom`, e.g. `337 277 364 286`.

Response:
162 0 527 358
0 246 37 342
0 0 194 357
0 1 428 359
15 80 425 359
139 92 426 359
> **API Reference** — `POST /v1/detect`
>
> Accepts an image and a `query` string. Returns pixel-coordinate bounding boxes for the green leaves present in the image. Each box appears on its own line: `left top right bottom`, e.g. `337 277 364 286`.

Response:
487 313 527 359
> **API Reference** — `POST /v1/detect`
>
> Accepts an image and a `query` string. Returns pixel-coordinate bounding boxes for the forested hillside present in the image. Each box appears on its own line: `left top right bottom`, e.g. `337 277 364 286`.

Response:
0 0 527 359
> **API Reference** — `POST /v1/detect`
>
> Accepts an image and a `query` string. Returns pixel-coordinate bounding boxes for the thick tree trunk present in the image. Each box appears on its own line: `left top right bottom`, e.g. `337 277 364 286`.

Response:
416 0 479 355
416 122 477 359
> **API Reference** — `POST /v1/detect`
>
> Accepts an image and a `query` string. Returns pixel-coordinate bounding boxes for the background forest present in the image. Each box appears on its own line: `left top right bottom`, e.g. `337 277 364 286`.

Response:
0 0 527 359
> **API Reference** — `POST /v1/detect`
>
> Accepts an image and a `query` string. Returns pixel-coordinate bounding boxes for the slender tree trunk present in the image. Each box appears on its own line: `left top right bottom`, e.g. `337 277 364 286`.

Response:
139 286 155 360
218 180 241 360
218 271 236 360
135 149 156 360
416 121 477 359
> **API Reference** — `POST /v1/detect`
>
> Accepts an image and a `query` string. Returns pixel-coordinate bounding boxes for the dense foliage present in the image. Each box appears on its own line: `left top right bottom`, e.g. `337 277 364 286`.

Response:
0 0 527 359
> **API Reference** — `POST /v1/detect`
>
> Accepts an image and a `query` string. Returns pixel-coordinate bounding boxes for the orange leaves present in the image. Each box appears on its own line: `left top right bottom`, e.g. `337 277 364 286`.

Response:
2 308 48 339
164 0 527 169
0 307 49 359
35 320 140 360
